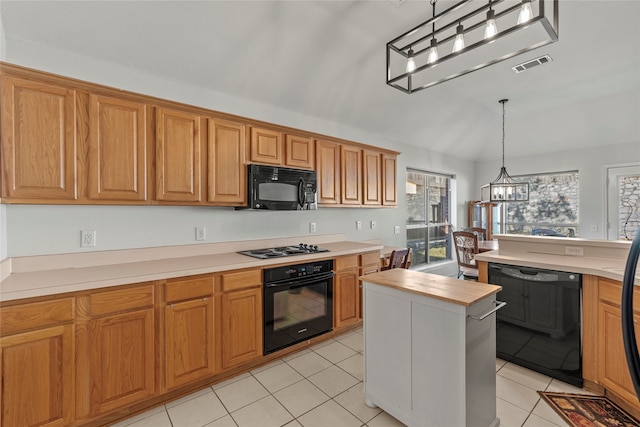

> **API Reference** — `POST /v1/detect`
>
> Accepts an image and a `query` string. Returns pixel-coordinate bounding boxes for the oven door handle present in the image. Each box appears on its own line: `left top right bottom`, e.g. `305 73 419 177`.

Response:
265 272 335 289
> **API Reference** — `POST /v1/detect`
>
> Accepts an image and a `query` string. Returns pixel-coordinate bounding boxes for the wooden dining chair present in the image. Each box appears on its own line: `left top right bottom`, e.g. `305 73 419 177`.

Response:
452 231 479 280
381 248 411 270
467 227 487 241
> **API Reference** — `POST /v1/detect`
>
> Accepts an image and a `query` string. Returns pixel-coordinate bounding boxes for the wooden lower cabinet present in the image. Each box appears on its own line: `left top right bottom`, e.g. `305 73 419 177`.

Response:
0 298 75 427
220 269 263 370
76 284 156 418
221 287 263 369
596 278 640 408
358 251 381 320
164 275 216 390
334 255 360 329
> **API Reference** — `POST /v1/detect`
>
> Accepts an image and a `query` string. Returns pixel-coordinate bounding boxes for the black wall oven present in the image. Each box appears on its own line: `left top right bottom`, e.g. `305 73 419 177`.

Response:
263 260 334 354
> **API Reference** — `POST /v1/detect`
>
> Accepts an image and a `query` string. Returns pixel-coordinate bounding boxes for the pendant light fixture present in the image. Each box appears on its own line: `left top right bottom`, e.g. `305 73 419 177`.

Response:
484 2 498 39
387 0 559 94
426 0 439 64
406 48 416 72
518 0 534 24
480 99 529 203
452 22 465 53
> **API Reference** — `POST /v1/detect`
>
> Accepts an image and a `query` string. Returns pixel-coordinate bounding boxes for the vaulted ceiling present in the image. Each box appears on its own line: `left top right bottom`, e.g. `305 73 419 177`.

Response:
1 0 638 161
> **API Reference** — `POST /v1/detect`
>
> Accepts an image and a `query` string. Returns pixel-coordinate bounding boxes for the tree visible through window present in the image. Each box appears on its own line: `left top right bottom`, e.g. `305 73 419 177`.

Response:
406 169 453 267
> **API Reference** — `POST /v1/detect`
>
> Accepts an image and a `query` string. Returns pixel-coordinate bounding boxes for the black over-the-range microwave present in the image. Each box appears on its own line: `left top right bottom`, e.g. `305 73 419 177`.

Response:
239 164 318 211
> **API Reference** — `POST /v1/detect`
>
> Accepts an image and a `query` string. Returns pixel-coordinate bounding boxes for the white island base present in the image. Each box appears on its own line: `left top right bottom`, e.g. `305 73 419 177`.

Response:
362 269 502 427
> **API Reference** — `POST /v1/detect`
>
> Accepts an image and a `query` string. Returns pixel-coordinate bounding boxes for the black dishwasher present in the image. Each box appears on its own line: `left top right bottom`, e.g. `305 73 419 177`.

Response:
488 263 582 387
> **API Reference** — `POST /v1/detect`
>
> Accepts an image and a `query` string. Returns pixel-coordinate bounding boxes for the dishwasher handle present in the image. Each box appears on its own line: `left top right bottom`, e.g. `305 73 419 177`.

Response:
468 300 507 321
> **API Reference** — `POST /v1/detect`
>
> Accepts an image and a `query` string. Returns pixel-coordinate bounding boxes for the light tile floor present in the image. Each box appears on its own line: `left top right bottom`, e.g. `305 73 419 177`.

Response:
113 327 586 427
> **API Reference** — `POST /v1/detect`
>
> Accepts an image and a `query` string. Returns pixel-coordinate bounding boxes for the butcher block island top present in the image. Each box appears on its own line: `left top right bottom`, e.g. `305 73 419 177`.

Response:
360 268 501 306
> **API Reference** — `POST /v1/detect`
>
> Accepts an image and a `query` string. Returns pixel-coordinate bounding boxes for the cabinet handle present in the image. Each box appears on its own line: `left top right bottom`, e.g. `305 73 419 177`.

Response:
170 303 174 309
468 300 506 321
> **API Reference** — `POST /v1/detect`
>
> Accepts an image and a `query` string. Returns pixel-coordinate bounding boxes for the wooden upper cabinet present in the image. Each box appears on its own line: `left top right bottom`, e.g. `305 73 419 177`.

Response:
88 94 149 202
340 145 362 205
363 149 382 206
285 135 314 169
382 153 398 206
156 108 202 202
0 75 77 201
207 119 247 205
315 140 341 205
249 127 282 165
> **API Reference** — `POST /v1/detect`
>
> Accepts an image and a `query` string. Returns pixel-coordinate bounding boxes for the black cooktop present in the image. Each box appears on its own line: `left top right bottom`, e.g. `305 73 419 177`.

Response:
238 244 329 259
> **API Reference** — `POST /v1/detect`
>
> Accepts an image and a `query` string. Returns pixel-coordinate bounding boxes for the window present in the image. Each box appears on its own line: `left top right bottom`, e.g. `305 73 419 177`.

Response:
406 169 453 266
502 171 579 237
607 165 640 240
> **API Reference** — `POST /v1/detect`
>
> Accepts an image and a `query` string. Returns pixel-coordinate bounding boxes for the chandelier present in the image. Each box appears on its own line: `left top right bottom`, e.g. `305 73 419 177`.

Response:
480 99 529 202
386 0 559 94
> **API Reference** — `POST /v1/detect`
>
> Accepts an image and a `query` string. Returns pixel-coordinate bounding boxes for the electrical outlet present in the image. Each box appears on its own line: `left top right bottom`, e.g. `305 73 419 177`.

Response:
81 230 96 248
309 222 317 233
394 225 401 234
370 220 376 229
564 246 584 256
356 221 362 230
195 226 206 241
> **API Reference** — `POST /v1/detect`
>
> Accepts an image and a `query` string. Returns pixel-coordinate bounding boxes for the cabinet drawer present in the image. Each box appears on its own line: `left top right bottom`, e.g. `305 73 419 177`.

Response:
221 269 262 292
0 297 74 335
335 255 358 271
360 264 380 276
90 283 155 316
166 275 214 303
359 251 380 267
599 278 640 311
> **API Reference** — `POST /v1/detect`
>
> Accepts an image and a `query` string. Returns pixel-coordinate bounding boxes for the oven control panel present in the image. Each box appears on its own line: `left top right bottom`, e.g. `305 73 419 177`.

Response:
264 259 334 284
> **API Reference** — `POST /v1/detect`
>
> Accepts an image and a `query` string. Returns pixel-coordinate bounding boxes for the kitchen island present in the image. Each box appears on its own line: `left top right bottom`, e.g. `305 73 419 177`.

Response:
361 269 502 427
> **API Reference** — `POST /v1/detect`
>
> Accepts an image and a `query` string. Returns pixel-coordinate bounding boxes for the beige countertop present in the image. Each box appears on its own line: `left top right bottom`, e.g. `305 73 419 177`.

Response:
361 269 501 307
475 235 638 284
0 239 383 302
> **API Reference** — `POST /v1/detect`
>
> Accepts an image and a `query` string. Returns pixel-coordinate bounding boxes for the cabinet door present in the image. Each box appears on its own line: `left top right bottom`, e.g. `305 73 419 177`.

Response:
382 154 398 206
363 150 382 205
249 127 282 165
0 325 75 427
335 268 360 329
221 287 262 369
597 280 640 405
89 94 149 201
207 119 246 205
285 135 314 169
315 140 340 205
90 308 155 414
156 108 202 202
341 145 362 205
165 297 215 390
1 75 77 200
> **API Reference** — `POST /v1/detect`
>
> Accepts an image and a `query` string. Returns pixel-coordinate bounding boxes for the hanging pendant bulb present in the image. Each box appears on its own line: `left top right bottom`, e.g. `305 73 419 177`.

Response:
484 8 498 39
517 0 533 24
452 23 465 53
406 48 416 73
427 38 439 64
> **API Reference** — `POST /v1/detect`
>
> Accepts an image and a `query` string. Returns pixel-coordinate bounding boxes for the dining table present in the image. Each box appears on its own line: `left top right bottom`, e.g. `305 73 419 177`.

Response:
478 240 499 252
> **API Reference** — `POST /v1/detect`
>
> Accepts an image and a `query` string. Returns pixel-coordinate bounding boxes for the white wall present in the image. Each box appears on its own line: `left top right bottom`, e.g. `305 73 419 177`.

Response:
2 38 476 259
475 141 640 240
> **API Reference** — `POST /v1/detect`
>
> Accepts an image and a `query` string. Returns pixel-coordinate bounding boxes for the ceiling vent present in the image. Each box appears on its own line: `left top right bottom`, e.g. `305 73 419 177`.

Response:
512 55 553 73
388 0 407 7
